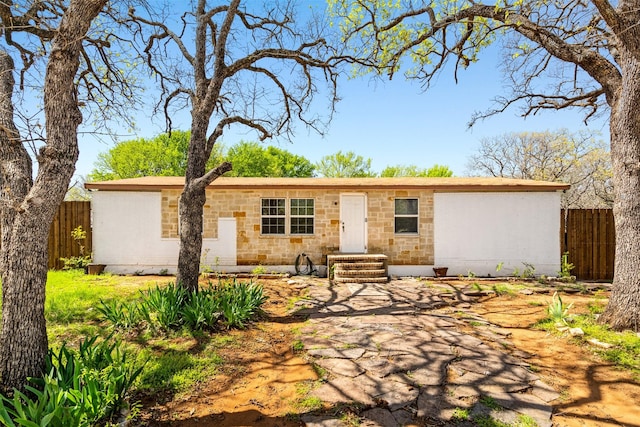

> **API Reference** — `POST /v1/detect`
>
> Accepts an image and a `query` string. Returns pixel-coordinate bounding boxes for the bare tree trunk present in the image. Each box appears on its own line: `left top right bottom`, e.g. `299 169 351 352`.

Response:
176 121 231 292
600 52 640 332
0 0 107 392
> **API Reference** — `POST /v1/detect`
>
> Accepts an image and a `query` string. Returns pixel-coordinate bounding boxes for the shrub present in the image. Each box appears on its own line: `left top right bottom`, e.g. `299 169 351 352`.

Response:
212 280 268 328
0 336 143 427
96 299 142 330
180 287 221 331
97 280 268 333
142 283 187 331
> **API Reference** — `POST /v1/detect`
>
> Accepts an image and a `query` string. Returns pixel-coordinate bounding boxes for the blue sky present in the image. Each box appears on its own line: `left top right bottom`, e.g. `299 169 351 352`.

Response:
75 5 610 179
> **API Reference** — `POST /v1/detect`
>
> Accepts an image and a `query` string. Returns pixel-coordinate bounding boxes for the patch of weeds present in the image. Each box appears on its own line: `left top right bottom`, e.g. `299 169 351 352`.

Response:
479 395 501 410
295 380 318 396
515 414 539 426
252 265 267 275
593 289 608 300
473 415 511 427
532 317 555 331
311 363 328 379
472 282 483 291
527 301 545 307
422 280 435 288
469 321 485 327
292 340 304 353
209 334 238 349
492 283 516 296
295 395 324 411
451 407 470 422
339 410 361 426
137 346 223 396
339 343 358 350
587 301 606 315
521 262 536 278
287 295 306 311
558 388 571 402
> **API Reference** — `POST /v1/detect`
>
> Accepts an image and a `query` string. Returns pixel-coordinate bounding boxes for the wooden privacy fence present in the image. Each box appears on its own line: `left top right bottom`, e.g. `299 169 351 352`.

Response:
561 209 615 281
0 201 92 270
48 201 92 270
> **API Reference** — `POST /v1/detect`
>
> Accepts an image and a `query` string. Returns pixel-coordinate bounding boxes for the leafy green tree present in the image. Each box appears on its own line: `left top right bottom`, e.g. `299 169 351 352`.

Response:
316 150 376 177
381 164 454 177
466 130 612 208
426 164 454 177
89 131 224 181
226 141 314 177
329 0 640 331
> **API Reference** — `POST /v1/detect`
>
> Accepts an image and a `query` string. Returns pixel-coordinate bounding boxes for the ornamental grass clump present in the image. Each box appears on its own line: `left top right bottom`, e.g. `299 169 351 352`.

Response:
0 336 143 427
97 280 268 333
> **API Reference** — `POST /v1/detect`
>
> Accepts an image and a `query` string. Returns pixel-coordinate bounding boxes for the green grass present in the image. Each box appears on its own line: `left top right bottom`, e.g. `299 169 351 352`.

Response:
570 314 640 376
451 407 470 421
46 270 153 325
533 296 640 379
137 343 224 396
492 283 519 296
474 416 511 427
514 414 539 427
41 271 276 400
479 395 502 410
295 396 324 411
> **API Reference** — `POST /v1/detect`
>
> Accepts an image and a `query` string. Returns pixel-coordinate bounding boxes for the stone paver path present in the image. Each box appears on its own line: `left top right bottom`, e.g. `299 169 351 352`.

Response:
293 278 558 427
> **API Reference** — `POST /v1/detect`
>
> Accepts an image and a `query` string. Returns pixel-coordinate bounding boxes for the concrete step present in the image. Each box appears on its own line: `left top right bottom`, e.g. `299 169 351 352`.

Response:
327 254 389 283
334 262 385 270
334 268 387 277
329 254 387 263
333 276 390 284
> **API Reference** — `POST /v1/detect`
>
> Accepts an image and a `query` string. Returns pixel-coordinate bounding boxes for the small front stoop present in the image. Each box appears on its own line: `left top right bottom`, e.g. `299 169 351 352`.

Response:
327 254 388 283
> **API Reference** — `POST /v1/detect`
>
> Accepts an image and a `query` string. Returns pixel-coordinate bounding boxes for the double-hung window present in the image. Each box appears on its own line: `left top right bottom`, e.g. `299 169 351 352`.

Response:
261 198 315 235
290 198 314 234
261 198 286 235
394 198 418 234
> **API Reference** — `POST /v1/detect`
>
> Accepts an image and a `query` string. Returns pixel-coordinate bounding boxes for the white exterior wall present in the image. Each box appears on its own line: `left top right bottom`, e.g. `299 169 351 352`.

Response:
91 191 236 274
432 192 562 277
91 189 562 277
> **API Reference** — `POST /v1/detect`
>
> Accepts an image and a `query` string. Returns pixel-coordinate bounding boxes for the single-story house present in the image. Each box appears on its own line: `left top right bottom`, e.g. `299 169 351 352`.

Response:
85 176 569 277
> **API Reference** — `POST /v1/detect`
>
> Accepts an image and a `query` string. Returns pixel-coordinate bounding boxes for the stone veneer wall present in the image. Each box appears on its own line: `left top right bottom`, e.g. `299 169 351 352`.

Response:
161 188 434 265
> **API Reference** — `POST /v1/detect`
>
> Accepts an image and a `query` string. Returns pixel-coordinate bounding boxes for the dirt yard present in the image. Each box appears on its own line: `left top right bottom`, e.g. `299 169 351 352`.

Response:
138 277 640 427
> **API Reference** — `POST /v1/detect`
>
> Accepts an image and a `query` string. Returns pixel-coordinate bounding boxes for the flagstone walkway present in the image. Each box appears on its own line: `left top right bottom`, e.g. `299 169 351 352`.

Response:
293 278 558 427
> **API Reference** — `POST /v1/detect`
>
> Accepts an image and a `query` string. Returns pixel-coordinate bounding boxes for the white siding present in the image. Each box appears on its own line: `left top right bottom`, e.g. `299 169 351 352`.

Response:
432 192 562 277
91 191 236 274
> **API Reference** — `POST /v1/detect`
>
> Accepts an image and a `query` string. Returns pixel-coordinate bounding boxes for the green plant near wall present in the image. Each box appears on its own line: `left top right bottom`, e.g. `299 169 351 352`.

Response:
60 225 92 270
558 252 575 278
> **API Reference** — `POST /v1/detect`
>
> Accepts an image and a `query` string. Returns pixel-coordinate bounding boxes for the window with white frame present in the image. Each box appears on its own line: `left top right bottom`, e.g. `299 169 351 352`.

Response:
394 198 418 234
261 198 286 234
290 198 314 234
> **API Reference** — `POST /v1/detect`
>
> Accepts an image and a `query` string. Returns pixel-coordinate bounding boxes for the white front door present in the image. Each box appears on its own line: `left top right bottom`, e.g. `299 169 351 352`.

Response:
340 193 367 253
